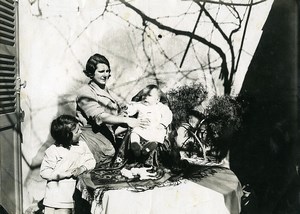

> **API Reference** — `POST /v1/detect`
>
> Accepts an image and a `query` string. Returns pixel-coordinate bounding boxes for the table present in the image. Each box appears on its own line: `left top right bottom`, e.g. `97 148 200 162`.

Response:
78 167 242 214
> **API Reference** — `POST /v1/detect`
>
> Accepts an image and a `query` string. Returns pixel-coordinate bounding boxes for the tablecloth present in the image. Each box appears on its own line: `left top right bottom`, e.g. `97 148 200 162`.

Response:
78 167 242 214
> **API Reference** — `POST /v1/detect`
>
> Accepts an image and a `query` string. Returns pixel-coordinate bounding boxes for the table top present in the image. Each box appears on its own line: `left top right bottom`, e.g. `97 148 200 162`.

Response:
78 166 242 214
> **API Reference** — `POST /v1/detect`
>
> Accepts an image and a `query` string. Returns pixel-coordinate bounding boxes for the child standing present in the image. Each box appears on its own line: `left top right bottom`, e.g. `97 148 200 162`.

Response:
40 115 96 214
127 85 173 166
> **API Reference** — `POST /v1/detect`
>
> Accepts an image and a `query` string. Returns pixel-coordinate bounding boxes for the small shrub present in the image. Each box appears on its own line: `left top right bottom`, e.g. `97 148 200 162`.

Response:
166 83 208 130
206 95 242 135
205 95 243 160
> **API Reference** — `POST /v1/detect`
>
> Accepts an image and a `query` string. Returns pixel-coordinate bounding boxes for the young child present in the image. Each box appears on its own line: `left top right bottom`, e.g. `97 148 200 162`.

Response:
126 84 173 166
176 109 205 159
40 115 96 214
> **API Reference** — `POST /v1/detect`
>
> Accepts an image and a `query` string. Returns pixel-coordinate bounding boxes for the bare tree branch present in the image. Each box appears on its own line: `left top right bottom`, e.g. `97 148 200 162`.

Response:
192 0 267 7
234 0 253 74
119 0 229 82
117 0 262 94
179 3 205 68
194 1 234 92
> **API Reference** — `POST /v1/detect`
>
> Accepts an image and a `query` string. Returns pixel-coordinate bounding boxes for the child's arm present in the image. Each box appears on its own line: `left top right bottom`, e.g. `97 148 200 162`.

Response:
40 147 72 181
71 165 87 177
71 141 96 177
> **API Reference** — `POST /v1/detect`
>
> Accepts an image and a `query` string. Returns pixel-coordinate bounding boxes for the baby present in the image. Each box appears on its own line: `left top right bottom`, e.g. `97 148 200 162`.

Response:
127 85 173 166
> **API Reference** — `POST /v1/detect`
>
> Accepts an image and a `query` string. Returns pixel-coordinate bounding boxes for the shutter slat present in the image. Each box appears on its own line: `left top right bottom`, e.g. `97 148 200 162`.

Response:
0 99 15 104
0 83 15 88
0 94 15 101
0 106 15 114
0 71 14 77
0 0 14 11
0 65 15 71
0 53 14 60
0 89 15 95
0 31 15 40
0 38 14 46
0 76 15 82
0 19 14 29
0 5 14 17
0 100 15 107
0 59 14 65
3 0 15 4
0 23 14 34
0 11 14 22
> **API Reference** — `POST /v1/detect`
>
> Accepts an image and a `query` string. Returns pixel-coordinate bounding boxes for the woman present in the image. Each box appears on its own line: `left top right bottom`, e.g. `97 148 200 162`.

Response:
76 53 147 167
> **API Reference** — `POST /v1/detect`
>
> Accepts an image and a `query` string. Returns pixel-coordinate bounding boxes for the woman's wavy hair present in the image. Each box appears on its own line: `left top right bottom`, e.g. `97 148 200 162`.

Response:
84 53 110 78
50 115 78 148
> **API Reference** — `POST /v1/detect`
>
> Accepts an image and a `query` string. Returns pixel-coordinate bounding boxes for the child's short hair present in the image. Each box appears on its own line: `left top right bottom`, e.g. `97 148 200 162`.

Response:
145 84 161 97
131 84 170 104
139 84 162 100
50 115 78 148
187 109 205 121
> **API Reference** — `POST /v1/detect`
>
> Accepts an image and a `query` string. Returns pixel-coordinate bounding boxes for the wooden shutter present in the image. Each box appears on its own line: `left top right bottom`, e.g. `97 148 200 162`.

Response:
0 0 17 116
0 1 22 214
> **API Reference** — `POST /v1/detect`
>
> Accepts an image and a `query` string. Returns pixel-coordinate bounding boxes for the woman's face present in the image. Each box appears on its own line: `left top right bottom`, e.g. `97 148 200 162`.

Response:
92 63 111 87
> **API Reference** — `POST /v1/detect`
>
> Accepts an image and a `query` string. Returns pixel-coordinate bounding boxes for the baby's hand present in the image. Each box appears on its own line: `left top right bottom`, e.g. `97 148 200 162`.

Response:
126 118 149 128
71 166 87 177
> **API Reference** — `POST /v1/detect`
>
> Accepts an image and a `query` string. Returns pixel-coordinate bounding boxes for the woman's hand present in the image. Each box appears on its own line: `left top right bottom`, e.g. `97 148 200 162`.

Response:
126 117 149 128
99 112 149 128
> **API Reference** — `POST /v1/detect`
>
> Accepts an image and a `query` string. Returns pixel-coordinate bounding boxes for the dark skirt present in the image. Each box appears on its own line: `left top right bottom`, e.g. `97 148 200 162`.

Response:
80 126 115 166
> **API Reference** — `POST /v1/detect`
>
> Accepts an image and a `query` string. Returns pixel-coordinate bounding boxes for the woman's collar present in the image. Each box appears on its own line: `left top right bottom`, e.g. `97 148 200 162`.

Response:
89 81 116 101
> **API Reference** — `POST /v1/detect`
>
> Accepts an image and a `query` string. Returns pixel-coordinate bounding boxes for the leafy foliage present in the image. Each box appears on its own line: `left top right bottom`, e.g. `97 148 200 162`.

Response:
204 95 243 160
206 95 242 138
166 83 208 130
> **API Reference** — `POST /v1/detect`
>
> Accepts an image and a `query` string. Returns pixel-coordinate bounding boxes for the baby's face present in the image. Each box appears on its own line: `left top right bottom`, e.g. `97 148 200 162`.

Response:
144 88 160 105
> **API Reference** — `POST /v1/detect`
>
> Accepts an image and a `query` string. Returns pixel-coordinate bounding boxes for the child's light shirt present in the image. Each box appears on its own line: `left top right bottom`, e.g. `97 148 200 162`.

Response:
40 140 96 209
127 101 173 143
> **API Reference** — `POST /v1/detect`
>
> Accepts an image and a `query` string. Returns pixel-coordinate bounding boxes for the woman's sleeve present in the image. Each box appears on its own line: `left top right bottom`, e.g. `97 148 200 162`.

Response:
159 104 173 127
40 148 72 181
76 93 107 125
